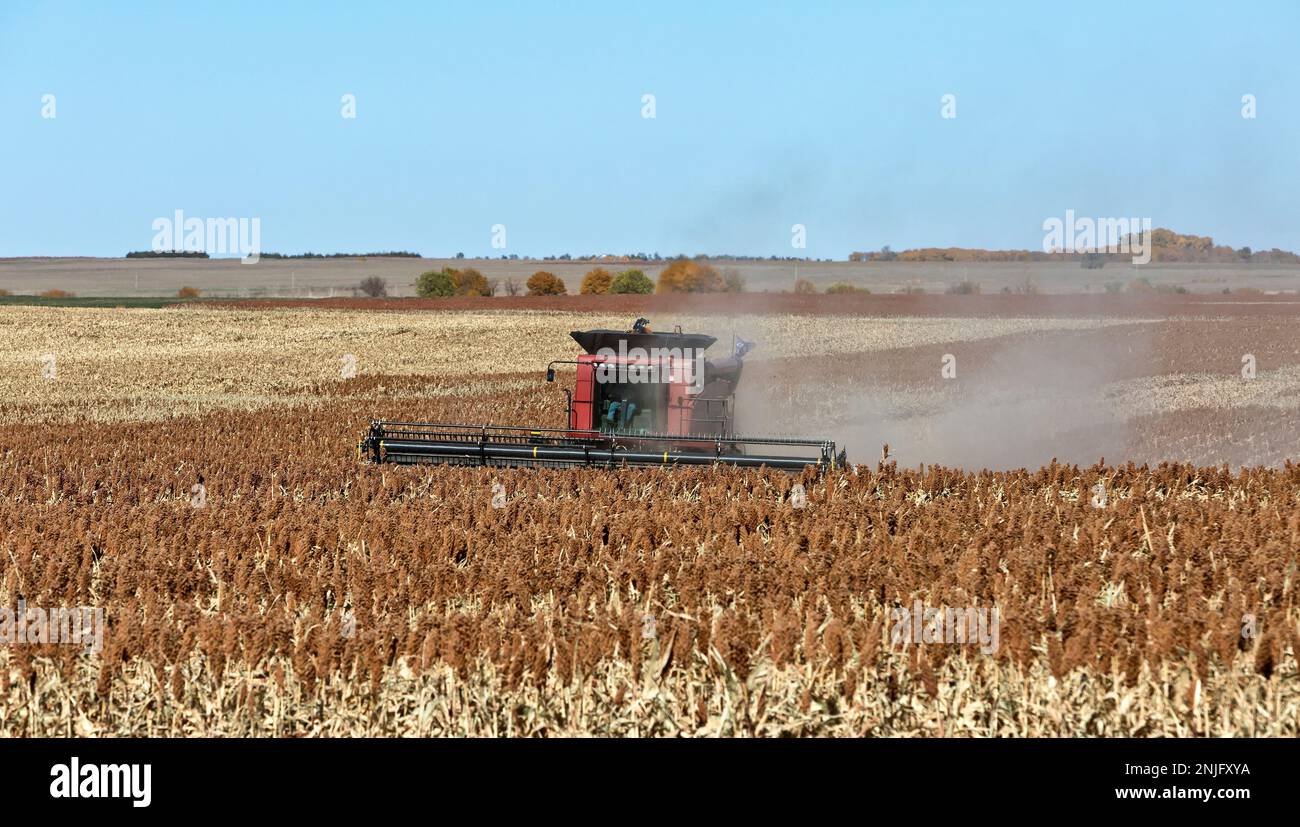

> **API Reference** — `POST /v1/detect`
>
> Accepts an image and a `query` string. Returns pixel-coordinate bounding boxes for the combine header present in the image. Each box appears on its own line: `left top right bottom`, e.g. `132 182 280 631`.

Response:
359 319 846 472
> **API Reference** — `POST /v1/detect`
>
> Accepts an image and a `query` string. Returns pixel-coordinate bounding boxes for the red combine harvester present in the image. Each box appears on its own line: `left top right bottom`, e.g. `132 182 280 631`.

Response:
359 319 846 471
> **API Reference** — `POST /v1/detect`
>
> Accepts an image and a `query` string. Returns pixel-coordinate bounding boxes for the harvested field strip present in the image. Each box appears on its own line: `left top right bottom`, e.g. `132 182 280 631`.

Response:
0 307 1146 424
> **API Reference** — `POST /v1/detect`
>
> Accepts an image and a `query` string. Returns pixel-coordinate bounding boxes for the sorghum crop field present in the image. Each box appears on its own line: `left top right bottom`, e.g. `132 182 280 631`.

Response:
1 300 1297 736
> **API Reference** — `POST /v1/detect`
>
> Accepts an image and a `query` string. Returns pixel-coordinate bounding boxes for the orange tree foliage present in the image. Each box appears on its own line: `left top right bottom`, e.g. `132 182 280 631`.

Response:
579 268 613 295
526 271 567 295
452 268 493 297
655 259 724 294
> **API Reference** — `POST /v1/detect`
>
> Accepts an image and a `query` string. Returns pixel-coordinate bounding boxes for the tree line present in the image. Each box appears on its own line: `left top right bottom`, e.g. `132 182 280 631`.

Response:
849 230 1300 264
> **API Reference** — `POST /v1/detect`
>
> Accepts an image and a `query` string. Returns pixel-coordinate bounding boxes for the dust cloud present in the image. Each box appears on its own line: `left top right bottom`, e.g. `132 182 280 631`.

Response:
724 311 1158 471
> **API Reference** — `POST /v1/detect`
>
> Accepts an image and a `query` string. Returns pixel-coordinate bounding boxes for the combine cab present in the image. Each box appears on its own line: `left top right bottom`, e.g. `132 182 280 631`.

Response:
359 320 846 471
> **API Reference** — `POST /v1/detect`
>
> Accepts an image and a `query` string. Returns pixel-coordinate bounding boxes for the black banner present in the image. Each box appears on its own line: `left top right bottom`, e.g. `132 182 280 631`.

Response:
1 738 1282 814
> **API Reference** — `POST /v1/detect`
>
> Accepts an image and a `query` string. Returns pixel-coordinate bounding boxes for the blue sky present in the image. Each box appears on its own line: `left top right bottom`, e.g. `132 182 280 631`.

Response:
1 1 1296 258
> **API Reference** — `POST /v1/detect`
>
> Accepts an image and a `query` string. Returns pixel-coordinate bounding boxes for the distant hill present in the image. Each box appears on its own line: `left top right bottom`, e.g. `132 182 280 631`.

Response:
850 229 1300 264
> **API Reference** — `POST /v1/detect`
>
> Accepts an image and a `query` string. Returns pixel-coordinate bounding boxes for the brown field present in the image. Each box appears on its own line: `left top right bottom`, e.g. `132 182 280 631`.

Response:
1 296 1297 736
5 256 1300 298
216 291 1300 319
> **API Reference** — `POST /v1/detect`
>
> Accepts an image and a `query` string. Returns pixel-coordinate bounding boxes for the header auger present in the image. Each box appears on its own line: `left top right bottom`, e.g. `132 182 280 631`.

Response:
359 319 847 472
